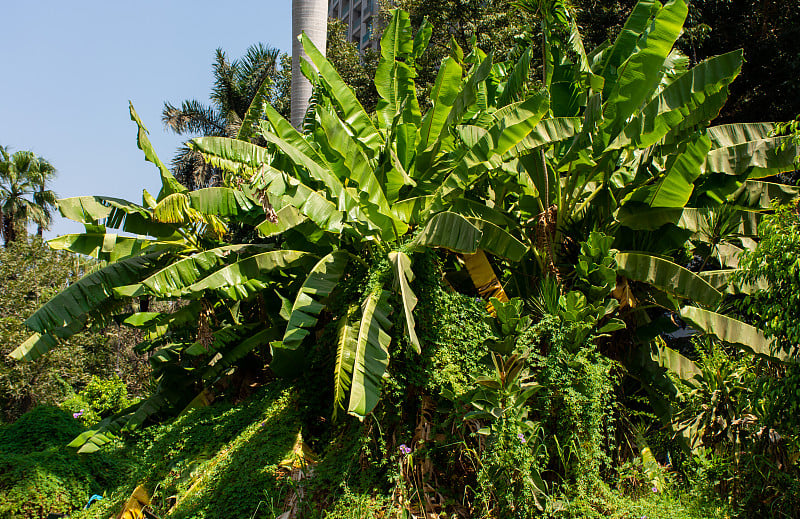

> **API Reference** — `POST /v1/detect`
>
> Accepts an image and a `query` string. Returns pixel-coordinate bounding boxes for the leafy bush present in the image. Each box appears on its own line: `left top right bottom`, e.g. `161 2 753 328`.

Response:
61 375 133 427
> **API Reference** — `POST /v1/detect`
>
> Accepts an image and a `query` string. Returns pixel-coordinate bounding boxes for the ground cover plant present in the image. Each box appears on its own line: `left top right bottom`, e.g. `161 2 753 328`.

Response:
4 1 800 517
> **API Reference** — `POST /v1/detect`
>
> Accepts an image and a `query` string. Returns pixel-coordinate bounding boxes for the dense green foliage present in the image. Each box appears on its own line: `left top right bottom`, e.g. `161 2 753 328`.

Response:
0 406 124 519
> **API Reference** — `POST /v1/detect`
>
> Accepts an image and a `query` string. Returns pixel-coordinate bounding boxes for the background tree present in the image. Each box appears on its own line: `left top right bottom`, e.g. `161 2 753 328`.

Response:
162 43 284 190
0 239 149 422
325 18 380 113
0 148 58 246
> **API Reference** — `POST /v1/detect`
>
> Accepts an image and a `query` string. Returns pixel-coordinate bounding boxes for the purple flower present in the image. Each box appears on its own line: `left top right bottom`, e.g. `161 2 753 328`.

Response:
399 444 412 455
73 409 84 419
651 486 659 493
517 433 526 444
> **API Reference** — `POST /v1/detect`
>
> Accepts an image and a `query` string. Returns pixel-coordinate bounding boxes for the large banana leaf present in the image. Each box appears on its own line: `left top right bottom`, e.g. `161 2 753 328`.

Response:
707 122 776 147
415 58 463 172
411 211 483 254
704 136 799 178
511 117 582 155
649 340 701 381
498 47 532 107
280 251 352 352
440 93 550 196
680 306 791 362
314 104 406 236
375 9 420 130
141 244 273 297
731 180 800 209
256 166 345 233
450 199 519 228
20 251 168 345
602 0 687 134
467 218 528 261
698 269 769 295
190 136 271 177
48 233 154 262
348 287 393 419
256 205 308 237
259 129 395 238
332 304 359 419
10 332 59 362
237 74 273 141
609 50 742 150
186 250 314 300
57 196 178 238
629 135 711 207
616 205 760 237
616 252 722 307
301 34 383 151
389 251 420 353
599 0 657 85
446 55 493 128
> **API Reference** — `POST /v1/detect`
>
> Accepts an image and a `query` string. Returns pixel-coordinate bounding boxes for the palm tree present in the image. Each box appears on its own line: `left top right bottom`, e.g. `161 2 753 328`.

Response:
0 148 58 245
291 0 328 128
162 43 283 190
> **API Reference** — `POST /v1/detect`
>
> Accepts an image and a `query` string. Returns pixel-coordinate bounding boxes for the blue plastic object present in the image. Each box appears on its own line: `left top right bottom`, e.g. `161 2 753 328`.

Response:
84 494 104 510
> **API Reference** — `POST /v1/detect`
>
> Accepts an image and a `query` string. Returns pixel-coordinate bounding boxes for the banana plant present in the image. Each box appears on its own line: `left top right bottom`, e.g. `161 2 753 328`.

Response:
192 9 548 419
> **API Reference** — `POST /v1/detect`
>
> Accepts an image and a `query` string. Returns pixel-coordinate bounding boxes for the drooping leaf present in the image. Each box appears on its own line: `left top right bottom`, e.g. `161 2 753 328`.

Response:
389 251 420 353
348 287 393 419
467 218 528 261
616 252 722 307
22 252 167 344
411 211 482 254
680 306 791 362
332 305 359 419
190 136 271 178
704 136 799 178
142 244 273 297
48 233 154 262
186 250 314 300
9 333 59 362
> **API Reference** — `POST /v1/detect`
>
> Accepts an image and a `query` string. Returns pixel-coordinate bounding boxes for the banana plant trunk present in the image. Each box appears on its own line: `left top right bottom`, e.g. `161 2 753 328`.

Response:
291 0 328 129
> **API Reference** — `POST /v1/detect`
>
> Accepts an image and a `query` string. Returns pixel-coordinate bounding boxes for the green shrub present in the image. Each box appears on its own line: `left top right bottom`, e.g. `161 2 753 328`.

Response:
61 375 132 427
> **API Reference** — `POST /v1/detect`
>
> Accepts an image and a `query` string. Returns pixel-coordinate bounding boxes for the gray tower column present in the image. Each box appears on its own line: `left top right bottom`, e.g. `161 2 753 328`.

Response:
291 0 328 129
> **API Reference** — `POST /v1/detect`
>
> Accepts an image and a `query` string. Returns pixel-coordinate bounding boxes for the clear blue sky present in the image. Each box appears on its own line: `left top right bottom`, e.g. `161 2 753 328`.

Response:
0 1 293 239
